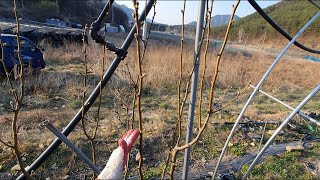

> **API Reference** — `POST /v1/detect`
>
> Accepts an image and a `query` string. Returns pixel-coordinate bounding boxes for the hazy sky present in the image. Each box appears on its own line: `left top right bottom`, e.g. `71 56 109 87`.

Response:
117 1 280 25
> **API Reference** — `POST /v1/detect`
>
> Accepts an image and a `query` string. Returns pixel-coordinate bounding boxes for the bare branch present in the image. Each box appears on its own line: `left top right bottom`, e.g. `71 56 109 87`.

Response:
141 1 157 61
161 0 187 178
176 0 187 146
0 138 14 148
10 1 33 179
80 24 99 179
169 0 241 178
198 1 213 129
132 1 144 179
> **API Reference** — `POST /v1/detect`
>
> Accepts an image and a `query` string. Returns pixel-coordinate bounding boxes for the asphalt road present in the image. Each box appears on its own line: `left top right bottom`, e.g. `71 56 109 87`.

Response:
148 31 194 43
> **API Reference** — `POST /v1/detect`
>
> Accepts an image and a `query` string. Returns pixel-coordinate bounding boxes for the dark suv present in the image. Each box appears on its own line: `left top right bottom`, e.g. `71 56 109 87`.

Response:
0 34 45 77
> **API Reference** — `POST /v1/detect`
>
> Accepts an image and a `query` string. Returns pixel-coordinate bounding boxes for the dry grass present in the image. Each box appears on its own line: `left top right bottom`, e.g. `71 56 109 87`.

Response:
0 38 319 179
42 41 320 93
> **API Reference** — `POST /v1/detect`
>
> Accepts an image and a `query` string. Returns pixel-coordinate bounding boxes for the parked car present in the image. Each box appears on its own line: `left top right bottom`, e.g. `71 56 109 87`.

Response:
0 34 45 77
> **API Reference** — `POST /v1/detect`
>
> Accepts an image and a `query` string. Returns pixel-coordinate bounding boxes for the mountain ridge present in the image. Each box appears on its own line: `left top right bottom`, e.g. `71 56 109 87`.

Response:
188 14 241 27
211 0 319 47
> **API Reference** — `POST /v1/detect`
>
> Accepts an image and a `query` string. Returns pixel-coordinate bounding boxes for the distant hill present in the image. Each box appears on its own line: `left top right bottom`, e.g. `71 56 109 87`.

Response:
111 1 155 25
109 2 135 25
0 0 131 30
169 14 240 36
188 14 240 27
211 0 320 47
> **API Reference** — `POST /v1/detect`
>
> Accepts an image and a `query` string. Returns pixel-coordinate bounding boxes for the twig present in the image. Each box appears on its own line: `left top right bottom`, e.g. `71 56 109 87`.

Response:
176 0 187 147
210 1 241 179
161 1 187 178
11 1 33 179
132 1 144 179
177 0 212 126
198 0 213 129
168 0 213 177
141 1 157 61
259 121 268 150
210 83 249 114
131 86 137 130
125 62 136 86
161 150 171 180
80 25 98 179
0 138 13 148
169 82 247 179
169 1 241 178
165 0 213 177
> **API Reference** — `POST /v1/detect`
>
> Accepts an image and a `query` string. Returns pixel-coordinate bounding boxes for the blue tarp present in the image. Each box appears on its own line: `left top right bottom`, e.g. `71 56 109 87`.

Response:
304 55 320 63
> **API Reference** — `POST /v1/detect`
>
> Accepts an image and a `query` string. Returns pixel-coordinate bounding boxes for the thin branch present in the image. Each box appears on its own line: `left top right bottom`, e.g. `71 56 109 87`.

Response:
169 0 241 178
80 24 94 141
126 62 136 85
168 0 213 177
207 1 240 114
174 84 248 152
177 0 187 146
0 138 14 148
80 25 98 179
210 83 250 114
161 0 187 178
177 0 211 125
131 83 138 130
198 0 213 129
11 1 33 179
132 1 144 179
141 1 157 61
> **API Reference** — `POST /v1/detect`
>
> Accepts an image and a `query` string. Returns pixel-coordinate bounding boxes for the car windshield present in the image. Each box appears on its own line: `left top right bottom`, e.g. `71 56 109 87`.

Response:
11 38 35 49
